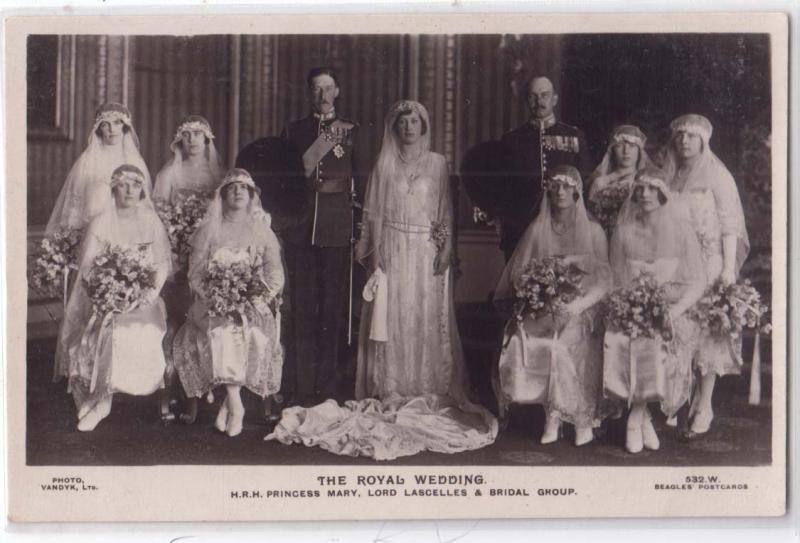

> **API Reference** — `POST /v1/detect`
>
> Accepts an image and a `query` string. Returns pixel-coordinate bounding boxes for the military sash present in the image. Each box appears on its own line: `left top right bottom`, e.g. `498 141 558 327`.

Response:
301 119 354 177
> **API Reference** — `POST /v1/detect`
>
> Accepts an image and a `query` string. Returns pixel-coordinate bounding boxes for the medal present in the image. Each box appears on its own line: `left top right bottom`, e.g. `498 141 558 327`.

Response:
333 144 344 158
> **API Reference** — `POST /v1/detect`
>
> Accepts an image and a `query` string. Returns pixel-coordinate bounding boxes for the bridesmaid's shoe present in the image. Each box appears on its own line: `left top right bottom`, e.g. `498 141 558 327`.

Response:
215 402 229 433
540 415 561 444
574 427 594 447
625 423 644 454
690 408 714 434
77 408 102 432
226 407 244 437
665 416 677 428
642 412 660 451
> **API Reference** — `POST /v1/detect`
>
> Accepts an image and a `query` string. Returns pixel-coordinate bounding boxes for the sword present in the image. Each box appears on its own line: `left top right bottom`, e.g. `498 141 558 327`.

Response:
347 176 356 346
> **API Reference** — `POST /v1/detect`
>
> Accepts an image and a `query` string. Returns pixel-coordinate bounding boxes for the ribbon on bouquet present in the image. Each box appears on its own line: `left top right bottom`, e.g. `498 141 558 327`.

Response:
748 325 762 406
81 310 116 394
62 266 70 307
627 336 636 408
547 328 560 404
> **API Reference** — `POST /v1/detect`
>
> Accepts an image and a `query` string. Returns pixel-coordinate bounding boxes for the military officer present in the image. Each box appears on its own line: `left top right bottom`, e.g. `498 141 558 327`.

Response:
280 66 363 405
496 75 594 260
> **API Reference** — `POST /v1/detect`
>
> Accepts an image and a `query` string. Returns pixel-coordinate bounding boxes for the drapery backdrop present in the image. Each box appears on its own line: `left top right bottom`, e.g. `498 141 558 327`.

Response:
27 33 772 312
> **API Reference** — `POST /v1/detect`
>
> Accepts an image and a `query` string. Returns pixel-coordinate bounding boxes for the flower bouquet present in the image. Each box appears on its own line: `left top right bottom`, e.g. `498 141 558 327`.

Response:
604 271 674 342
588 184 630 232
429 220 450 250
201 248 272 323
154 192 211 267
30 227 84 303
511 256 585 324
602 271 674 405
83 244 158 316
691 278 771 405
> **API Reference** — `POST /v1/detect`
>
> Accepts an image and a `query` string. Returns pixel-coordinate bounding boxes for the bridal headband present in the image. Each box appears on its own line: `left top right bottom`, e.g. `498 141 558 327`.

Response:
94 102 133 130
611 125 646 148
110 164 146 188
174 116 215 142
670 113 713 142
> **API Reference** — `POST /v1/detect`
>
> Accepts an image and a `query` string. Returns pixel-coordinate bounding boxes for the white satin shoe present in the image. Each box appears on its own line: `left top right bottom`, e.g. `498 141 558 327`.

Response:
540 415 561 444
642 411 660 451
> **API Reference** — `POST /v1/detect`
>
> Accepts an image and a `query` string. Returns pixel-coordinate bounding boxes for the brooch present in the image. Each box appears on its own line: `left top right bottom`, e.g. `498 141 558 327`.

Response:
333 144 345 158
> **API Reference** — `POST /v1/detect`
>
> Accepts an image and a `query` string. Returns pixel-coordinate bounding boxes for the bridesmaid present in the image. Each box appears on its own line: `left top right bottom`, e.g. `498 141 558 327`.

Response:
54 165 171 431
153 115 224 423
172 169 284 437
604 168 705 453
661 114 750 435
47 102 151 235
586 125 653 233
494 165 611 446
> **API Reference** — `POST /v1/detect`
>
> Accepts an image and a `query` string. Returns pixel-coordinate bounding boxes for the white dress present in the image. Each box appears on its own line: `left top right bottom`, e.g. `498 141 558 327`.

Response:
266 152 497 460
54 205 170 410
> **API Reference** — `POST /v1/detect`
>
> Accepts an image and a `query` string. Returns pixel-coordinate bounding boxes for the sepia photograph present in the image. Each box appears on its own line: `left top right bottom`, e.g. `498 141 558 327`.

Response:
5 12 788 522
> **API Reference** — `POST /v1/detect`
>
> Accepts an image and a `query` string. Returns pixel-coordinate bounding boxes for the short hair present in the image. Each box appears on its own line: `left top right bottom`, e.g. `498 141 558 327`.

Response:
392 109 429 136
525 74 556 94
307 66 339 88
220 182 255 201
631 185 668 206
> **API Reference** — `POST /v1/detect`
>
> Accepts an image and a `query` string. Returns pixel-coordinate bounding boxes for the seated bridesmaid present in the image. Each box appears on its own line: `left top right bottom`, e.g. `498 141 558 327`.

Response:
493 165 612 446
173 169 284 437
54 165 172 432
604 168 706 453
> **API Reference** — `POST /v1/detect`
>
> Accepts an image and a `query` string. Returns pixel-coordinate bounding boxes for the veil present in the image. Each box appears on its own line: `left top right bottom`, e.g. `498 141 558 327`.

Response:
493 165 609 312
187 168 275 293
55 165 171 381
609 168 704 288
356 100 441 266
153 115 224 202
587 124 653 200
46 103 152 234
660 113 750 275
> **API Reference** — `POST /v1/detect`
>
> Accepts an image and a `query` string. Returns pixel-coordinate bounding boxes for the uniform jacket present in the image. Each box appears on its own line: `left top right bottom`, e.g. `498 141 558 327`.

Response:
498 118 593 252
280 113 363 248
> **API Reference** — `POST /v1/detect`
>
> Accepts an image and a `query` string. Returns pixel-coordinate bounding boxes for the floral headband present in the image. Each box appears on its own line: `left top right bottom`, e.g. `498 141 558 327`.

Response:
95 110 132 129
110 168 145 188
670 114 713 142
543 173 580 191
220 168 260 193
612 133 644 147
174 119 214 142
633 173 670 200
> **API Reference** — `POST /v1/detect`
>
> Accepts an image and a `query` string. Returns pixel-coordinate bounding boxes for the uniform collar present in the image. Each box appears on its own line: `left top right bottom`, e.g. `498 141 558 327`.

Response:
313 109 337 122
529 114 557 130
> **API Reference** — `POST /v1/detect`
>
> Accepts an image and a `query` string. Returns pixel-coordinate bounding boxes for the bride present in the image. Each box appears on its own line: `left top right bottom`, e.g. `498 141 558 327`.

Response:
266 100 497 460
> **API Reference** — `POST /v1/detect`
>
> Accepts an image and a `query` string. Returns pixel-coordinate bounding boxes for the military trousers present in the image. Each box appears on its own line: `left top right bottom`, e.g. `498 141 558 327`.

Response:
282 243 349 401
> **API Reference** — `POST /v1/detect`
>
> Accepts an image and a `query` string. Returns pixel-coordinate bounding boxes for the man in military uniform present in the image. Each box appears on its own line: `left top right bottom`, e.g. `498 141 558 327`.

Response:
280 67 362 404
497 75 593 260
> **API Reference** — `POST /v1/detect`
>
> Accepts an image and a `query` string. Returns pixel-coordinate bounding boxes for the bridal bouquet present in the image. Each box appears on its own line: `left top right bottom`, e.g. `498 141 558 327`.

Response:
154 192 211 265
30 227 84 299
604 271 674 341
588 184 630 232
511 256 585 323
692 278 771 338
201 248 272 322
84 244 157 316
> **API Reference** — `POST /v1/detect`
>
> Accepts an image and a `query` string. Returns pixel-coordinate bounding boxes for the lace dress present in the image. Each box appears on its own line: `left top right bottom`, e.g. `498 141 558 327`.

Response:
172 220 284 398
603 251 700 417
497 223 611 428
266 151 497 460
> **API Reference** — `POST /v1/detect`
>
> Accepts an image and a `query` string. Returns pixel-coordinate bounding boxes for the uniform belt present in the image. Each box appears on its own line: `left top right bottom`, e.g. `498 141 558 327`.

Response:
315 177 350 193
